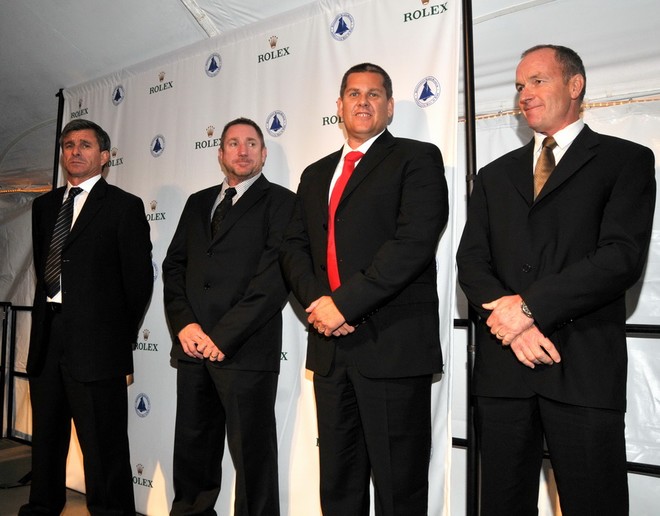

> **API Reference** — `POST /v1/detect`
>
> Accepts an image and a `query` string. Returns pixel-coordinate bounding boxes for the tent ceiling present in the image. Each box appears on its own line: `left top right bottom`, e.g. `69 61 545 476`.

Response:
1 0 658 192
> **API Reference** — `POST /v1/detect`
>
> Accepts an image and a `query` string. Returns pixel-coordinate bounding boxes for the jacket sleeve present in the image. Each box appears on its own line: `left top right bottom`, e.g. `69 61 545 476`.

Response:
456 168 513 320
118 195 154 332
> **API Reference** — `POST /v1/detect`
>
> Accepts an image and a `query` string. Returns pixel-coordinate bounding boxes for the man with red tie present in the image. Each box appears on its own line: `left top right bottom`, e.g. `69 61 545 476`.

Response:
280 63 448 516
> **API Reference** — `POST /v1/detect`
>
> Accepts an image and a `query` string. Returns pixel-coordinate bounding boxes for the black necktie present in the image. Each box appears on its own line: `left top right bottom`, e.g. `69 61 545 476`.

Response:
44 187 83 298
211 187 236 238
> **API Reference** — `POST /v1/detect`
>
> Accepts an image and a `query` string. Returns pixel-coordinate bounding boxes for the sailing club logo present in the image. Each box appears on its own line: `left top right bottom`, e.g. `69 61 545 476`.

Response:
112 85 125 106
330 13 355 41
205 53 222 77
134 393 151 418
414 76 441 108
150 134 165 157
266 111 287 137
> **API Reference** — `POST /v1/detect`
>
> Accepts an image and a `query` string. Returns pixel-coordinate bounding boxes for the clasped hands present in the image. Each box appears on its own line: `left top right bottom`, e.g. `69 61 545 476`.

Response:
307 296 355 337
178 323 225 362
483 294 561 369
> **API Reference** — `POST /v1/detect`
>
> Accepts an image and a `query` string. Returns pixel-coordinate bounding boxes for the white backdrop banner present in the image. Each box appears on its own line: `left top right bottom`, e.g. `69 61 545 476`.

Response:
60 1 460 514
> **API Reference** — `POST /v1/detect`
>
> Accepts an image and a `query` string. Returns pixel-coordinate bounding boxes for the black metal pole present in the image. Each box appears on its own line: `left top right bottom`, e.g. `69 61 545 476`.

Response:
461 0 479 514
52 89 65 189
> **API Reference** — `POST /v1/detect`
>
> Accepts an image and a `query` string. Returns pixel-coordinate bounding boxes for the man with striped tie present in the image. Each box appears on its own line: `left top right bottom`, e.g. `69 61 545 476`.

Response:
22 119 153 516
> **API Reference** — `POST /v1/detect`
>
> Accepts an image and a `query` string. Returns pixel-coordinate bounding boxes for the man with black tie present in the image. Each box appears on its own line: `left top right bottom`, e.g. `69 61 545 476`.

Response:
22 119 153 515
457 45 656 515
280 63 448 516
163 117 295 516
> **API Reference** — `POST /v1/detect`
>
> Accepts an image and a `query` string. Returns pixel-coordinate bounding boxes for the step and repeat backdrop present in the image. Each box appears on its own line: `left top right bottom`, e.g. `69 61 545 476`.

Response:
59 1 460 514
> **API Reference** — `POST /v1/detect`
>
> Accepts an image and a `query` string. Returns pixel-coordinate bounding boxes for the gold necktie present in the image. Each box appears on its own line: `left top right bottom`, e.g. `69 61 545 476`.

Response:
534 136 557 199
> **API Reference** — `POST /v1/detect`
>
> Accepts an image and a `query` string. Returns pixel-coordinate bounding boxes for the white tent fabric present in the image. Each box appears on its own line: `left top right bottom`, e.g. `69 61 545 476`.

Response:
2 0 660 515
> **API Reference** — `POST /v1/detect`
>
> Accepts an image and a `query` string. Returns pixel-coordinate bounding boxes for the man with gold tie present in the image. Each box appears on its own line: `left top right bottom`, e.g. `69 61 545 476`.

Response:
457 45 656 515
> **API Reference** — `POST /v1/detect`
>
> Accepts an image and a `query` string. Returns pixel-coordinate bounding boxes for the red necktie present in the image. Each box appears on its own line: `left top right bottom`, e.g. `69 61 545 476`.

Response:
327 151 363 291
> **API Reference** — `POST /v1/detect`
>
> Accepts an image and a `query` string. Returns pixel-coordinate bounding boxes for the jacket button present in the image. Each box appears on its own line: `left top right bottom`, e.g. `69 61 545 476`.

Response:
320 265 326 271
322 223 328 231
522 264 533 273
204 283 211 290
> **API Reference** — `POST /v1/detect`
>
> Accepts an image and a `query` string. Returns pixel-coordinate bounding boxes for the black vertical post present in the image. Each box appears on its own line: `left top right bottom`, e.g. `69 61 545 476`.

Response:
52 89 65 189
461 0 479 515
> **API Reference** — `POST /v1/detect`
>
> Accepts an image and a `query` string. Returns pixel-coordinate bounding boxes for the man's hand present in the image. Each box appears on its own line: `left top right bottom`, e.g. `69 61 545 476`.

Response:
483 294 534 344
306 296 355 337
508 325 561 369
178 323 225 362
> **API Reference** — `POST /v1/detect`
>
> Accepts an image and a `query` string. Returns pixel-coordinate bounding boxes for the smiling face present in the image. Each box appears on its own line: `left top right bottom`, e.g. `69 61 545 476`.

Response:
218 123 267 186
515 47 584 135
60 129 109 185
337 71 394 148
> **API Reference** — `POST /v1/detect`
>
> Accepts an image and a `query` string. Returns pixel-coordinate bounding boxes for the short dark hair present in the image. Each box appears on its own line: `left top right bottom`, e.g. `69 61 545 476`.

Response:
339 63 393 99
60 119 111 152
220 117 265 148
522 44 587 101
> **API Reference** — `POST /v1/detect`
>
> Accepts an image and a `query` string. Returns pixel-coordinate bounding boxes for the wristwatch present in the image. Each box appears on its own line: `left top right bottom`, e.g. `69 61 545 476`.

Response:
521 300 533 319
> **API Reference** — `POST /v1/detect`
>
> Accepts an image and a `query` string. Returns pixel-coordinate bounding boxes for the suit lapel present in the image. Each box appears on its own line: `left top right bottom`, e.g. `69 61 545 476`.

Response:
341 130 395 203
66 177 107 246
534 125 598 203
507 140 535 206
201 185 222 241
315 150 342 224
211 175 269 242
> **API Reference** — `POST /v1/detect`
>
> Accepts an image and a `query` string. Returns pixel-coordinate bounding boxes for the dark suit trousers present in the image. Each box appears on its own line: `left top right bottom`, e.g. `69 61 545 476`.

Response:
313 340 432 516
170 360 279 516
475 395 628 516
25 310 135 516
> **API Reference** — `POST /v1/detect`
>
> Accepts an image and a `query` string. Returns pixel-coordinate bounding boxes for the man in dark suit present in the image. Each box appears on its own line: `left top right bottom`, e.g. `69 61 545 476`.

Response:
163 117 295 516
280 63 448 516
457 45 656 515
22 119 153 515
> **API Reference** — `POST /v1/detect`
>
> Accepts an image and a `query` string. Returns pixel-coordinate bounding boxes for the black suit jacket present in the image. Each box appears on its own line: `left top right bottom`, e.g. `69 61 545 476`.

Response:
163 174 295 372
457 125 656 410
29 177 154 382
280 130 449 378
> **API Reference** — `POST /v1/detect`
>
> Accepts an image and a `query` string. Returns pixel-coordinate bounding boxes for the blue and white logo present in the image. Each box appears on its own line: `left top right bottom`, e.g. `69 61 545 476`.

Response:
135 393 151 418
112 85 125 106
330 13 355 41
265 111 287 137
205 53 222 77
414 76 441 108
150 134 165 158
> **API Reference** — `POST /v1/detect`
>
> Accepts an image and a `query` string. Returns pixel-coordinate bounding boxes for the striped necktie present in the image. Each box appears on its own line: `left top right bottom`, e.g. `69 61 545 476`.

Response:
44 187 83 297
